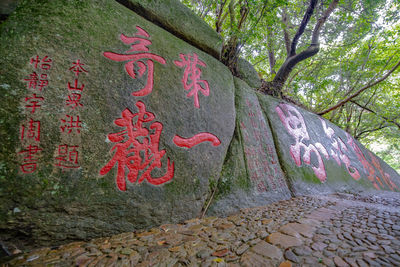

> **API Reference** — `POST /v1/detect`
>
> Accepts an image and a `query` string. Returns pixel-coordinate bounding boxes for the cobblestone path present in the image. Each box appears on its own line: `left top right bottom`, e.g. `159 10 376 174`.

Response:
2 192 400 266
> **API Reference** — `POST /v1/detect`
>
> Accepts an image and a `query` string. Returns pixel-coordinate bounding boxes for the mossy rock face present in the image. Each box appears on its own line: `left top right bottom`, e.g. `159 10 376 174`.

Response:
124 0 222 59
258 94 400 195
207 78 291 216
0 0 19 17
0 0 235 249
236 58 262 89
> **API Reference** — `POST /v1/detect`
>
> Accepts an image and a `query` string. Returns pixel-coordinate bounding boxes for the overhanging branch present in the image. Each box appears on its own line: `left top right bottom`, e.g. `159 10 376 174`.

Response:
318 59 400 115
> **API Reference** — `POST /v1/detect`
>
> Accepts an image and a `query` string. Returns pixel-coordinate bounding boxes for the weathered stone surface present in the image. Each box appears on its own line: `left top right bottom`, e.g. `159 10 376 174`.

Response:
280 223 315 238
266 232 303 249
0 0 234 249
258 94 400 195
122 0 222 58
236 58 262 89
240 251 273 266
207 78 291 216
251 240 283 261
0 0 19 18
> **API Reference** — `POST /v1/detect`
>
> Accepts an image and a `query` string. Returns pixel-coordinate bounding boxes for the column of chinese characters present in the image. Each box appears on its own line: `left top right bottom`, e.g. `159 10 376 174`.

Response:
102 26 174 191
241 98 285 192
276 103 329 182
18 55 52 173
55 59 88 169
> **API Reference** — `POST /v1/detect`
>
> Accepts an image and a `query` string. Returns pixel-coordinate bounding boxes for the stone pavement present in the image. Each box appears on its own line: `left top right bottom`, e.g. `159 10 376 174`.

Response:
2 192 400 266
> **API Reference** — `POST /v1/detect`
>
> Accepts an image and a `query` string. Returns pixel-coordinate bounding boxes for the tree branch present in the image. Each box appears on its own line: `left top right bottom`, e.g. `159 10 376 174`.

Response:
311 0 339 44
318 59 400 115
351 100 400 129
355 124 388 140
265 0 339 96
281 8 291 56
215 0 228 33
290 0 318 56
267 26 276 74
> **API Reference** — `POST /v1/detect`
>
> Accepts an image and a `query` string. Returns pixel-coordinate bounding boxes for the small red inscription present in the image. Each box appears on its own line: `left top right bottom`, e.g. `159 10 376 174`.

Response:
25 94 44 114
60 115 82 134
19 145 42 173
174 53 210 108
66 93 83 109
19 55 52 173
24 73 49 91
55 145 80 169
30 55 52 70
20 119 41 142
68 79 85 91
173 133 221 148
103 26 166 96
100 101 174 191
69 59 88 77
276 103 328 182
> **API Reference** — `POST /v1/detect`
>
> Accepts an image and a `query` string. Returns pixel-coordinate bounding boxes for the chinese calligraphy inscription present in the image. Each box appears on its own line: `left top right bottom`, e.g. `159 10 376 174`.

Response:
174 53 210 108
18 55 52 173
276 103 328 182
100 101 174 191
103 26 166 96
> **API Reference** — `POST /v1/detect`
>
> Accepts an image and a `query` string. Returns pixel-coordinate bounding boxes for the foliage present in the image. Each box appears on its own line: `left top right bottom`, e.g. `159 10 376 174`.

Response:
181 0 400 172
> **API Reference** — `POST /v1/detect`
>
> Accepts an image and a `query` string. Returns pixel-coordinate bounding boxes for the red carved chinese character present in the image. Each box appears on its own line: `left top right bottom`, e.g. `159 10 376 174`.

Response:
55 145 80 169
66 93 83 109
346 134 381 190
30 55 52 70
69 59 88 77
60 115 82 134
25 94 44 113
276 103 328 182
369 151 399 191
38 74 49 91
19 145 42 173
67 79 85 91
174 53 210 108
24 72 38 89
99 101 174 191
103 26 166 96
320 119 361 180
24 74 47 91
173 133 220 148
20 119 41 142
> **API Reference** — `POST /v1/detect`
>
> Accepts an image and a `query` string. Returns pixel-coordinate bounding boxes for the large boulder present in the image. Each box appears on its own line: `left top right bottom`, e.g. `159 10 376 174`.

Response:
0 0 235 249
258 95 400 195
208 78 291 216
236 58 262 89
122 0 223 58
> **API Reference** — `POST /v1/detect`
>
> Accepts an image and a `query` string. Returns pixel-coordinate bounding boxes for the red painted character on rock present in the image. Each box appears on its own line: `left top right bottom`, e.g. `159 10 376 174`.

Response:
320 119 361 180
20 119 41 142
19 145 42 173
347 134 398 191
276 103 329 182
55 145 80 169
100 101 174 191
174 53 210 108
103 26 166 96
